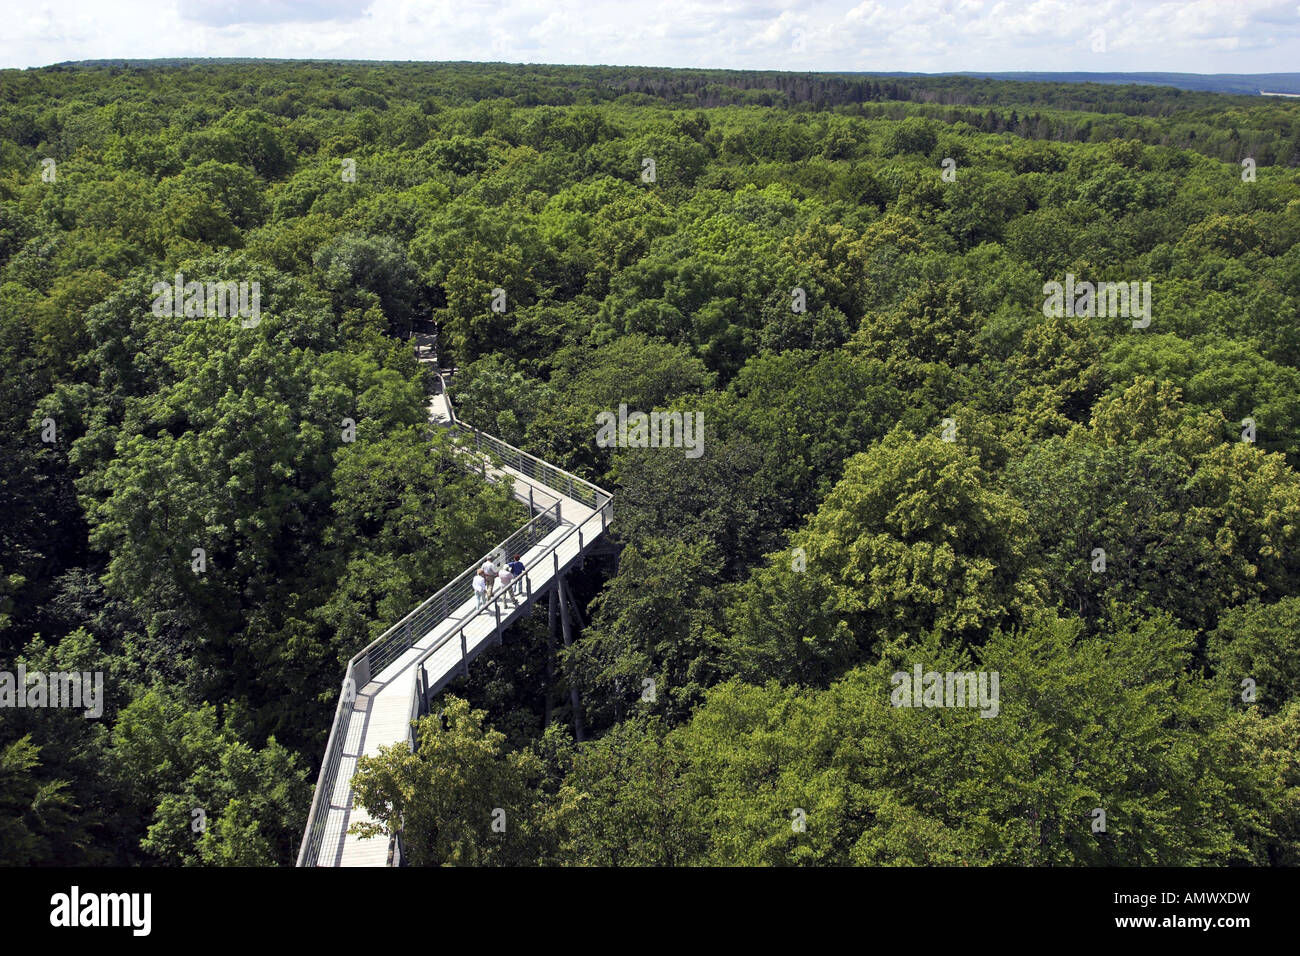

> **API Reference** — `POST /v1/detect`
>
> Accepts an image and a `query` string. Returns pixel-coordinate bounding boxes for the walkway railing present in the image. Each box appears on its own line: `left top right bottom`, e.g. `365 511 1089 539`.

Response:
464 427 606 512
352 502 563 686
297 662 359 868
433 366 608 512
402 490 613 749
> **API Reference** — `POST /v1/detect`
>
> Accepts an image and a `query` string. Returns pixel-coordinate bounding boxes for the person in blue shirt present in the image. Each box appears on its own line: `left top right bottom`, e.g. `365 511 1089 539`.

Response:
507 554 525 602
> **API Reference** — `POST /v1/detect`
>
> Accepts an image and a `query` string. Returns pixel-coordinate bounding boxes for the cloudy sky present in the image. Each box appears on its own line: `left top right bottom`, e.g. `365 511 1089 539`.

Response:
5 0 1299 73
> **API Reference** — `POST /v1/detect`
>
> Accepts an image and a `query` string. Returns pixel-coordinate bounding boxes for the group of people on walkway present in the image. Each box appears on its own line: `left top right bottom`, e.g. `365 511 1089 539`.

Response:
472 553 527 612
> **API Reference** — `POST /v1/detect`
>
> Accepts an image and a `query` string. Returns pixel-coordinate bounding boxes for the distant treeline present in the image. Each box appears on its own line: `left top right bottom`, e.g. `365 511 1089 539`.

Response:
5 62 1297 168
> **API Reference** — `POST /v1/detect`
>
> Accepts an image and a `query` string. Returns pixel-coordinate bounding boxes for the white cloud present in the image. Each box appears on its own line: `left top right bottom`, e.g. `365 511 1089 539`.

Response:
2 0 1298 71
178 1 369 26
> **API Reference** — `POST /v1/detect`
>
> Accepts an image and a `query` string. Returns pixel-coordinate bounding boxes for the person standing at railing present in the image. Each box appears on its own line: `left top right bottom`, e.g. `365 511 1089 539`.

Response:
507 554 525 601
473 570 488 611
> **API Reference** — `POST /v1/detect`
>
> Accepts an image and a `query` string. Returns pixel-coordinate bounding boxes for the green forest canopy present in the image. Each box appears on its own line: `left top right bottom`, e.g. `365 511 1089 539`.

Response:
1 60 1298 866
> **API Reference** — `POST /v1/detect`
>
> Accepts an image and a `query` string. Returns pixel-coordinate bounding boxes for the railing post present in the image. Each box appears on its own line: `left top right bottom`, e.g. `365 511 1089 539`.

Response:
495 598 502 643
460 629 469 679
525 575 532 614
553 552 559 577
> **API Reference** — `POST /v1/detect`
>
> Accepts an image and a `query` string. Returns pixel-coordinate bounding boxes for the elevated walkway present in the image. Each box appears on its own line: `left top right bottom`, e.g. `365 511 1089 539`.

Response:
297 362 612 867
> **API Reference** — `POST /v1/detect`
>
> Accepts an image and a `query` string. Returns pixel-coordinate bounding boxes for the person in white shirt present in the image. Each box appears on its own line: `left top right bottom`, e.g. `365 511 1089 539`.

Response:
480 559 498 596
498 564 516 606
473 570 488 611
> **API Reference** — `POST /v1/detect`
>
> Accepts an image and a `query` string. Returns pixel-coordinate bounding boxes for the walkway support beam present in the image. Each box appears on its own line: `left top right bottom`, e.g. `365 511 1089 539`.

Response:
546 588 557 727
557 575 586 742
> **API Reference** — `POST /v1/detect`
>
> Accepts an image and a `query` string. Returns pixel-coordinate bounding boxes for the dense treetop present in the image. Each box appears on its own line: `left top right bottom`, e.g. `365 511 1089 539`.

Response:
1 60 1297 866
